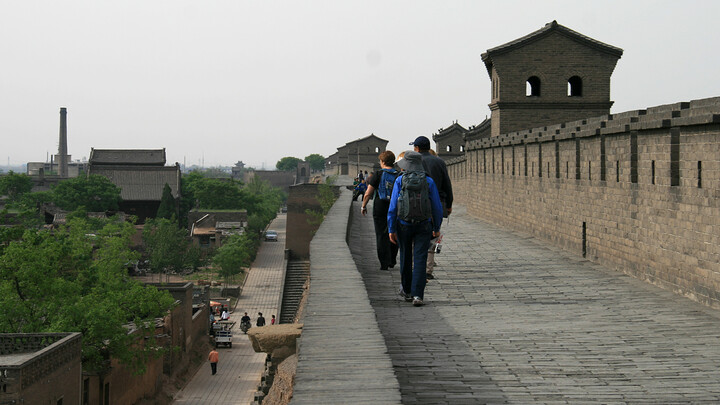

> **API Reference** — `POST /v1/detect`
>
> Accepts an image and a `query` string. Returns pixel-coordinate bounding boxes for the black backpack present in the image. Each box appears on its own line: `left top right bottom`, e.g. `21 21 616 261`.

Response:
397 171 431 223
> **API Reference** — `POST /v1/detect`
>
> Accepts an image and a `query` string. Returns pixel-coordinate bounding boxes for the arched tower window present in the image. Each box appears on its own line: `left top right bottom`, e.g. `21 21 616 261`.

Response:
568 76 583 97
460 145 465 152
446 145 452 152
301 167 306 176
375 147 379 153
526 76 541 97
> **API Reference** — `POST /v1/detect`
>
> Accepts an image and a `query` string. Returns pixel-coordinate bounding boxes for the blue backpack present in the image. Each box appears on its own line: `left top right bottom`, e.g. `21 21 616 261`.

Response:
377 168 398 200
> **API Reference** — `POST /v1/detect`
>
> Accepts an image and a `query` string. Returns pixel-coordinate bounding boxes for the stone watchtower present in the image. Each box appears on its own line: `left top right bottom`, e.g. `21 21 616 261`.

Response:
482 21 623 137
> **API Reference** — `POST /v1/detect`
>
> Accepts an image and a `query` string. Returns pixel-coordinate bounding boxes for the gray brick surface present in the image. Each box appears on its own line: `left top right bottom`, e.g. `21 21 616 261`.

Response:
348 202 720 404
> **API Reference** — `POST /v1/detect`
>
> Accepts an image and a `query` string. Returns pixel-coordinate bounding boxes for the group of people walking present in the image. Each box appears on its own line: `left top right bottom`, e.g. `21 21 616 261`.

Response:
209 311 276 375
361 135 453 307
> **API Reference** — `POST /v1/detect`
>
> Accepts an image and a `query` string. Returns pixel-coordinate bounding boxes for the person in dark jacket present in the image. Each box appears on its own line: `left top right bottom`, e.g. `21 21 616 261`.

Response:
361 150 400 270
411 136 454 280
256 312 266 327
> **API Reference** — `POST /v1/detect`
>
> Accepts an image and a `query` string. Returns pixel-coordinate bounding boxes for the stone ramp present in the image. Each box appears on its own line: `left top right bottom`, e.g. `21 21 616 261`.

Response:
292 188 402 404
349 202 720 404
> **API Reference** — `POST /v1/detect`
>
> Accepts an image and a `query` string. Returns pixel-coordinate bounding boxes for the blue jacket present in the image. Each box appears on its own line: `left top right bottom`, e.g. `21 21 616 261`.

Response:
387 173 443 234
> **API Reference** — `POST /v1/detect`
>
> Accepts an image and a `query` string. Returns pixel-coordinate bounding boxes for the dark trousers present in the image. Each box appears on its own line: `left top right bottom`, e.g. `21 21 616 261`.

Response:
397 221 432 299
211 362 217 375
373 214 398 269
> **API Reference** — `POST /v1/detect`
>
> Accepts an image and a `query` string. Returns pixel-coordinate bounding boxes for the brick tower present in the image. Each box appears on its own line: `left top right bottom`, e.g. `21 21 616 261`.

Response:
482 21 623 137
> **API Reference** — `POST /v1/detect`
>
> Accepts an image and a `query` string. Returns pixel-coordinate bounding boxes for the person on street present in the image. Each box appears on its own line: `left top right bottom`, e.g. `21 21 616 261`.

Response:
209 348 219 375
410 136 454 280
362 150 400 270
257 312 266 327
388 151 443 307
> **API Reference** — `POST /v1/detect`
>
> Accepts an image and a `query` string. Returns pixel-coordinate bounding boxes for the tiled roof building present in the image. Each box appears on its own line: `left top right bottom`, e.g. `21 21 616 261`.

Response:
88 148 181 222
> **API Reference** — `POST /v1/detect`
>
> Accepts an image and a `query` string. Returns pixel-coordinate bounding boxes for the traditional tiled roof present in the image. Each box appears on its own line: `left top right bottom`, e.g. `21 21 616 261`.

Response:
433 123 468 142
344 133 389 146
88 165 180 201
465 118 492 142
89 148 167 166
482 21 623 74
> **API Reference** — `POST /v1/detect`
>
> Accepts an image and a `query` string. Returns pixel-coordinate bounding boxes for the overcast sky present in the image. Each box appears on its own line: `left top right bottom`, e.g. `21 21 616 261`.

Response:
2 0 719 169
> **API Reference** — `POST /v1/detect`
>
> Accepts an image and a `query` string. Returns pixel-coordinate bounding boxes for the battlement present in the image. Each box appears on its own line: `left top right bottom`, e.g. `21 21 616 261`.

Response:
447 94 720 309
464 96 720 153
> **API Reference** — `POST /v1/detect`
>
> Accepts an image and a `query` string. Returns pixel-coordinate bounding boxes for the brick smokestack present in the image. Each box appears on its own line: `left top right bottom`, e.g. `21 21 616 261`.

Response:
58 107 68 178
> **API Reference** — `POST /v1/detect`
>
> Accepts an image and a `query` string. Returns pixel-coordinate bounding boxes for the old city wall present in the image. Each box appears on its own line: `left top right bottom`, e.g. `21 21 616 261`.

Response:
448 97 720 308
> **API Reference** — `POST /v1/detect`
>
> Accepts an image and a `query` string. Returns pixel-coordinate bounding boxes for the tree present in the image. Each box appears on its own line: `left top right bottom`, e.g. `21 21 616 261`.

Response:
192 178 244 210
0 171 33 200
304 154 325 171
0 217 175 373
213 234 254 285
142 218 193 280
156 183 176 220
276 156 302 172
52 174 122 212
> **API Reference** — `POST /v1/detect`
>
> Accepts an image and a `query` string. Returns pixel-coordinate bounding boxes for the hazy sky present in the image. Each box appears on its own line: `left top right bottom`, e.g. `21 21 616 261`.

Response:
2 0 719 169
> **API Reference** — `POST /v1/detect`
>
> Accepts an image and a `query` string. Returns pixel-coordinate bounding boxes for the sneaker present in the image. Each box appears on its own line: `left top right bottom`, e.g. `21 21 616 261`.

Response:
398 287 412 302
412 297 424 306
426 273 434 280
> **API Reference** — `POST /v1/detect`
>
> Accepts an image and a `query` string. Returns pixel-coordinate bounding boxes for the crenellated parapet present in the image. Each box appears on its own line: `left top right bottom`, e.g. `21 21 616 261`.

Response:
447 95 720 309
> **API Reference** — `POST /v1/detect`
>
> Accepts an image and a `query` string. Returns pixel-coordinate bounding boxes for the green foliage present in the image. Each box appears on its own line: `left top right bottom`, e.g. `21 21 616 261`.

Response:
193 178 244 210
156 183 176 220
212 233 257 285
276 156 302 172
0 171 33 200
304 154 325 171
197 166 232 178
304 179 338 233
317 179 338 215
0 217 174 373
52 174 122 212
142 218 199 278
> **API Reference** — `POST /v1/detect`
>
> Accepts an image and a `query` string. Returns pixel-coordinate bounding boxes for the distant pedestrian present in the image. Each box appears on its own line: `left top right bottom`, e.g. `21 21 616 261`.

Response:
271 315 276 325
353 179 367 201
388 151 443 307
221 309 229 321
257 312 266 327
209 348 219 375
362 150 400 270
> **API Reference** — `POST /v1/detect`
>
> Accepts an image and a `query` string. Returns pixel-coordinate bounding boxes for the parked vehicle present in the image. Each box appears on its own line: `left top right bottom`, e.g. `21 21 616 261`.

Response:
264 230 278 241
213 321 235 348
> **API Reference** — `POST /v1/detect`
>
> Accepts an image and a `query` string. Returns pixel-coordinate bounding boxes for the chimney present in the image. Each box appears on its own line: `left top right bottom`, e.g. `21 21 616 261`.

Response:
58 107 68 178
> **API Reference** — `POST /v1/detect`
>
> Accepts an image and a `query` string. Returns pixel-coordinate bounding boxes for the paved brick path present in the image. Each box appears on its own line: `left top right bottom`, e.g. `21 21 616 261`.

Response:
174 215 287 405
350 202 720 404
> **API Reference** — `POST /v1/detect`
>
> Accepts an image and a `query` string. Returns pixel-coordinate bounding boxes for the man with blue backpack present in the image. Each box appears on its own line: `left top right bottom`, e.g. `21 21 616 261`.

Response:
387 151 444 307
361 151 400 270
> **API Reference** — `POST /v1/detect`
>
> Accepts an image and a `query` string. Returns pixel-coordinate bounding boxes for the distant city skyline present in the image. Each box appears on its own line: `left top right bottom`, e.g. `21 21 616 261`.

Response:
2 1 720 168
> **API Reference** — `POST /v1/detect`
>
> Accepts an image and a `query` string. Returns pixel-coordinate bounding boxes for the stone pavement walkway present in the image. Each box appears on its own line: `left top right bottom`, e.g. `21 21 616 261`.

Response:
174 214 287 405
350 202 720 404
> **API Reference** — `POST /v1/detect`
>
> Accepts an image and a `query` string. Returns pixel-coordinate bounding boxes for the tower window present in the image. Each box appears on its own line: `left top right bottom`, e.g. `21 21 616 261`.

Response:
460 145 465 152
446 145 452 152
568 76 583 96
526 76 541 97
